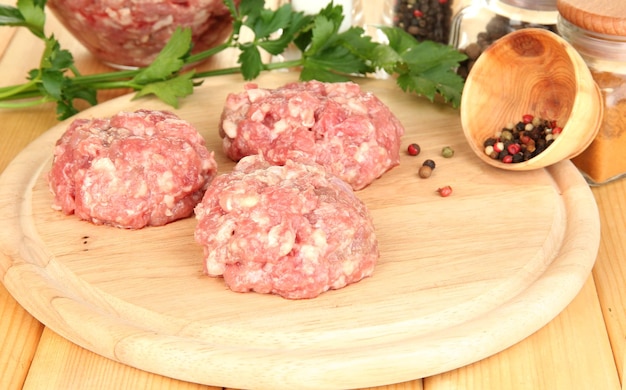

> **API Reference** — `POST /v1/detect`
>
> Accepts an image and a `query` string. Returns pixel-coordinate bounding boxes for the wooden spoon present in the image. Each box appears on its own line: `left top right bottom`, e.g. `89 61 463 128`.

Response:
461 28 603 171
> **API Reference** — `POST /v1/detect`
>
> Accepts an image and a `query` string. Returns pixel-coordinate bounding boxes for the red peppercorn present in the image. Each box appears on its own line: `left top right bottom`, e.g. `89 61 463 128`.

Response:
507 143 521 155
502 155 514 163
437 185 453 197
413 9 424 18
407 143 421 156
522 114 534 124
438 0 448 3
552 126 563 135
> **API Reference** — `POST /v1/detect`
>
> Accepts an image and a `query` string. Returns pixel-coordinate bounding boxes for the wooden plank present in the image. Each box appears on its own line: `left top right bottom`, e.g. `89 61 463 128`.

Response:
591 179 626 385
0 283 43 390
23 328 221 390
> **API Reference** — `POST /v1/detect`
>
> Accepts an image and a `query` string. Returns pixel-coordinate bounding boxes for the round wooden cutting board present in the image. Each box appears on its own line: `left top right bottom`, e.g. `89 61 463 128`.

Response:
0 72 600 390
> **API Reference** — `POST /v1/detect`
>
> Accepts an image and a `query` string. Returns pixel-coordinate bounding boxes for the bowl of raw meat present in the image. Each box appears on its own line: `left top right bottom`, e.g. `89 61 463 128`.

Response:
46 0 237 68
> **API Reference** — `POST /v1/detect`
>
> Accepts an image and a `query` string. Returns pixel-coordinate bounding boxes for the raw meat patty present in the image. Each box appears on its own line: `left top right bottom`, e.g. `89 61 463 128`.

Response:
194 155 379 299
219 80 405 190
48 109 217 229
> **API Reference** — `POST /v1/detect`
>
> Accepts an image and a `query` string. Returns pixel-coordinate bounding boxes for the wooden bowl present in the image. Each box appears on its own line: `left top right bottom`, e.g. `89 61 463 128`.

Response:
460 28 603 171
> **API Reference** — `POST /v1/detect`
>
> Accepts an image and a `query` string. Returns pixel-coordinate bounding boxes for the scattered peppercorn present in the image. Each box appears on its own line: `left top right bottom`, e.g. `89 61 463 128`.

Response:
418 165 432 178
441 146 454 158
407 143 421 156
483 114 561 163
437 185 453 197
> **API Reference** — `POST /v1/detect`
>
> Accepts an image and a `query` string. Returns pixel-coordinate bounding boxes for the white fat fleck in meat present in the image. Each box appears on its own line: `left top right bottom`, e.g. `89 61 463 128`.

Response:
157 170 175 192
104 7 132 26
354 142 370 163
151 15 173 33
267 224 296 257
221 120 238 139
219 80 405 190
272 118 290 135
250 107 266 123
246 87 270 103
219 191 260 212
194 155 379 299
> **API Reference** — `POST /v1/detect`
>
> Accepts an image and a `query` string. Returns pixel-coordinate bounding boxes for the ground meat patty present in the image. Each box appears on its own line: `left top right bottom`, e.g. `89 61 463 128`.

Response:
48 109 217 229
194 155 379 299
219 80 405 190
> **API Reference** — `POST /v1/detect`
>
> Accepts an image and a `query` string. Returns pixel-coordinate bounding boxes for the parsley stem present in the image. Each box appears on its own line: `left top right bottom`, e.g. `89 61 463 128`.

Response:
186 41 232 64
0 79 38 100
264 60 303 71
70 69 140 85
0 96 51 109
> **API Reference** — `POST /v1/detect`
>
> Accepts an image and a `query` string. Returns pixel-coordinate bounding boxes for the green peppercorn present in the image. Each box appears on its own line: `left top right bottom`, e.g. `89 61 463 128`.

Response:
441 146 454 158
500 130 513 142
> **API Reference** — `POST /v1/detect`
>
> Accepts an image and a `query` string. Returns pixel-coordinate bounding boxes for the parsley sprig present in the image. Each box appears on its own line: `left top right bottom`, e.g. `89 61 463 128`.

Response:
0 0 466 120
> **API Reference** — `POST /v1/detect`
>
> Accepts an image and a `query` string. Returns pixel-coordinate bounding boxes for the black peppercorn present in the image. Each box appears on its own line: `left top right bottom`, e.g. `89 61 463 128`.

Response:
423 159 436 170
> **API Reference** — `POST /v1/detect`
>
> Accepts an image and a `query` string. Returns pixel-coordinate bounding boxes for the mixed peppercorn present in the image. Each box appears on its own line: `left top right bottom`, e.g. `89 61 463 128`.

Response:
406 142 453 196
483 114 562 163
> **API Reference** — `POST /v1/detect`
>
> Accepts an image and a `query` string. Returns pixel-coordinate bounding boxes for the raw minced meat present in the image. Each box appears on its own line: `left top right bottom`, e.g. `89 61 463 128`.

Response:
219 80 405 190
48 109 218 229
194 155 379 299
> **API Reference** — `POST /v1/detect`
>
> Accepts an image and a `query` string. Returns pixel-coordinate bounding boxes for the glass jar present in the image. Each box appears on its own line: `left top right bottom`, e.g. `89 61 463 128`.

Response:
382 0 465 44
450 0 557 78
557 0 626 184
47 0 237 69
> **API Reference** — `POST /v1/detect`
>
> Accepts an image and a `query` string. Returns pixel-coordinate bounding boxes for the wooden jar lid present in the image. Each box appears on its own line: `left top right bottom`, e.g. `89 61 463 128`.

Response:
557 0 626 36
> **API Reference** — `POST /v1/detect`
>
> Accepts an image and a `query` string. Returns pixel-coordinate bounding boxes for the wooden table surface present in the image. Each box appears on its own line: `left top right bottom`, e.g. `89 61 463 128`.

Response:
0 1 625 389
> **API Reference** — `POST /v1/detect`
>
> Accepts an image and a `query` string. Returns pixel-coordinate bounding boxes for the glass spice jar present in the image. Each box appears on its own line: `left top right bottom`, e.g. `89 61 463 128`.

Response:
382 0 466 45
557 0 626 184
450 0 558 78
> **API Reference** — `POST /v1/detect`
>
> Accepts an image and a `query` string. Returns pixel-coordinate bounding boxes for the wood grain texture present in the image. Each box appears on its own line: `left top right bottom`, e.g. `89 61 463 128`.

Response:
0 72 600 390
557 0 626 36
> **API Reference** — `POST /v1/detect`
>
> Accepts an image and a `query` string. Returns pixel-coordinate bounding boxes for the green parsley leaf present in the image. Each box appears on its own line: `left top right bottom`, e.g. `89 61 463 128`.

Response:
17 0 46 38
239 44 264 80
133 71 197 107
132 27 192 84
245 3 291 39
0 5 25 26
258 6 312 55
306 15 336 55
